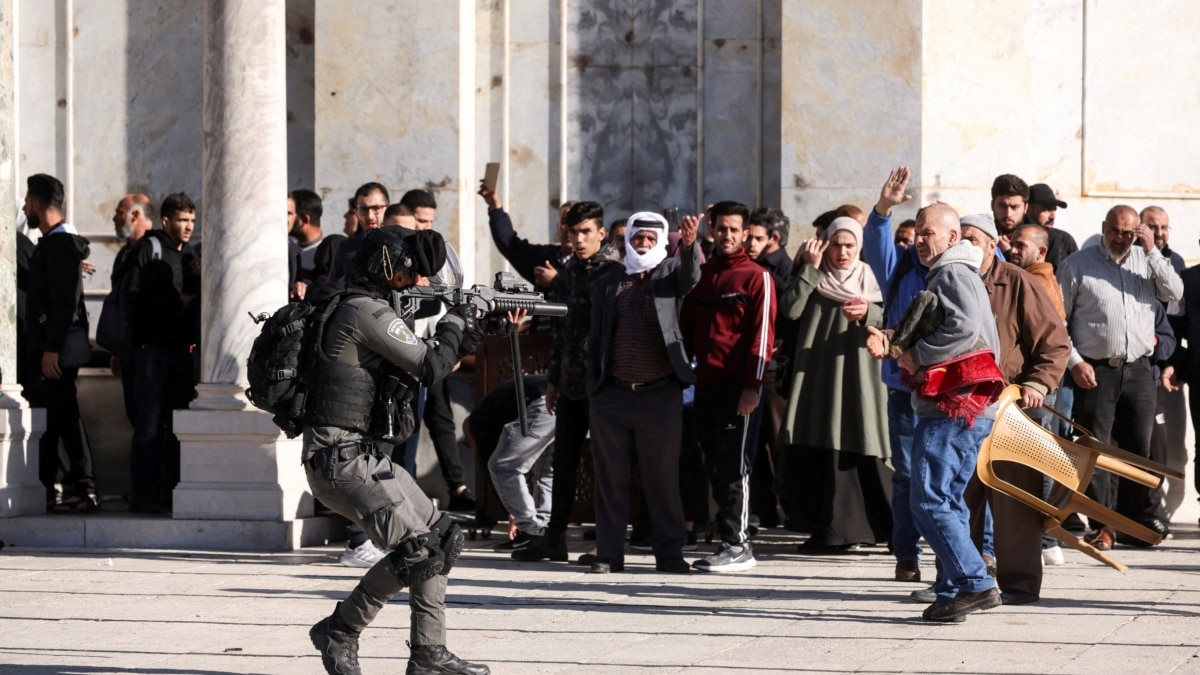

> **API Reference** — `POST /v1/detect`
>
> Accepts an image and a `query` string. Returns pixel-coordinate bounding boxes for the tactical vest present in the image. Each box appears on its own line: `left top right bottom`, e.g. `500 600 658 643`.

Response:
303 291 417 440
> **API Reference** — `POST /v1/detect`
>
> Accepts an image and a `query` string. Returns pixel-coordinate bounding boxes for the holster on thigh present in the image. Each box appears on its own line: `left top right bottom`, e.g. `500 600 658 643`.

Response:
427 513 464 576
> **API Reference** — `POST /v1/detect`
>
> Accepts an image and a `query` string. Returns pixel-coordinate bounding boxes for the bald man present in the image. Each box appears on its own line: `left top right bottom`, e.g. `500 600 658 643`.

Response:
112 194 154 283
1058 205 1182 549
869 204 1005 622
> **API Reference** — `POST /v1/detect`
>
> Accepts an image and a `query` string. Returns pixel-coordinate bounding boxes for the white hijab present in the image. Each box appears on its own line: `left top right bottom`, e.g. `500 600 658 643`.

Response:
623 211 669 274
816 217 883 304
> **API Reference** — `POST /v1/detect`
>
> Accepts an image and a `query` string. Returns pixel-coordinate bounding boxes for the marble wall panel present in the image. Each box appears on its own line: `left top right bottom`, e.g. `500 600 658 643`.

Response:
921 0 1036 191
631 1 696 214
506 1 564 249
286 0 316 194
630 0 696 67
703 37 759 207
1027 0 1083 199
567 0 699 215
705 0 762 40
1083 0 1200 197
315 0 464 233
16 1 61 184
122 1 204 209
566 1 634 210
472 0 504 275
70 0 127 235
760 0 782 207
632 63 696 213
780 0 922 221
0 0 16 396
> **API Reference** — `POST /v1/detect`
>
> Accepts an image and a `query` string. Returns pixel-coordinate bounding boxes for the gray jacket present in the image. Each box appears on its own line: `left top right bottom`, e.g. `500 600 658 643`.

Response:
910 241 1002 420
586 241 701 395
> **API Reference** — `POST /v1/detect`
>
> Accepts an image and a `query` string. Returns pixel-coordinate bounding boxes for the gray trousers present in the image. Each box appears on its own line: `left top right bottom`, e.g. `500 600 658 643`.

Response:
305 450 447 646
487 398 555 535
589 382 686 562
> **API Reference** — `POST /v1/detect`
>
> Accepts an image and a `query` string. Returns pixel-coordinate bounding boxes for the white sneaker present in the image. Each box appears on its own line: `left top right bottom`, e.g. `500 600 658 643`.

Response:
1041 545 1065 566
340 540 387 568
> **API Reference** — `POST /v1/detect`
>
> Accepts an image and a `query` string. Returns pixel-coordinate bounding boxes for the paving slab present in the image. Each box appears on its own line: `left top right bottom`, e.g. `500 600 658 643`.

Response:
0 525 1197 674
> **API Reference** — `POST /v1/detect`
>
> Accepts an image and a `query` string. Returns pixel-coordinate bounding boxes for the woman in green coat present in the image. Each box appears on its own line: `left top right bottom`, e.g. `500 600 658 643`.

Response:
775 217 893 552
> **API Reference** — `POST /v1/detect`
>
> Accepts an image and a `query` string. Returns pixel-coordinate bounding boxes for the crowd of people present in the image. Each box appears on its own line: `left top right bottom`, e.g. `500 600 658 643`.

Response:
13 163 1195 671
470 166 1191 624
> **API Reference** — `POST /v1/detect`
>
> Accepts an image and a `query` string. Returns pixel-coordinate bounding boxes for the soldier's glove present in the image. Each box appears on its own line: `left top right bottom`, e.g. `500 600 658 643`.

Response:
446 302 479 331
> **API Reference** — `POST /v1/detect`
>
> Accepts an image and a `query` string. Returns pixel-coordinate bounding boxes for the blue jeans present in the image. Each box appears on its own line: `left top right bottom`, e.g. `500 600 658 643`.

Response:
912 415 996 603
887 390 922 562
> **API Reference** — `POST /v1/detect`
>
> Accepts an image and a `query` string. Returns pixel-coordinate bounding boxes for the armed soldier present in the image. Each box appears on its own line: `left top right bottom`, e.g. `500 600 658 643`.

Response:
302 227 489 675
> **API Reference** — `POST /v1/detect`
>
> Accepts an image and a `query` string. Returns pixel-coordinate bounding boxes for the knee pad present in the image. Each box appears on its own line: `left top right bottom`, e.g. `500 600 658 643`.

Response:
386 535 444 587
428 513 465 576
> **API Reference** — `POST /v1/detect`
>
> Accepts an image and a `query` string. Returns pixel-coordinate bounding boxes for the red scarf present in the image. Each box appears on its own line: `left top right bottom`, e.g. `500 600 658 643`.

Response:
901 349 1005 426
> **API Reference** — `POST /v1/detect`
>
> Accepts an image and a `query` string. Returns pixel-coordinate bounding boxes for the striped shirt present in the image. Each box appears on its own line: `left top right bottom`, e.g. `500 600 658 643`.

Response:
1057 244 1183 367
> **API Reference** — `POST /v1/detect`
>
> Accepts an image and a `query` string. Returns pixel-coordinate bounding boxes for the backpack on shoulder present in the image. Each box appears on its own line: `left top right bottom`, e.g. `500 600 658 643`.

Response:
96 237 161 354
245 292 344 438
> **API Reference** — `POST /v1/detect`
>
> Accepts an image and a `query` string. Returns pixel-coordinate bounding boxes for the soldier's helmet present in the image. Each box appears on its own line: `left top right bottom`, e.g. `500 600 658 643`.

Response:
354 227 446 285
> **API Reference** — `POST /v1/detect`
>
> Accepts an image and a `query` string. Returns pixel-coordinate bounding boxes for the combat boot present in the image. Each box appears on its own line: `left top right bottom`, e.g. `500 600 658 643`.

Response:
309 604 362 675
406 643 490 674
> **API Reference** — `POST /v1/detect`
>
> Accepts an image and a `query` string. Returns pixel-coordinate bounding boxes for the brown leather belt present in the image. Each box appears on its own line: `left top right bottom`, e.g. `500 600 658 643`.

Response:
612 375 674 392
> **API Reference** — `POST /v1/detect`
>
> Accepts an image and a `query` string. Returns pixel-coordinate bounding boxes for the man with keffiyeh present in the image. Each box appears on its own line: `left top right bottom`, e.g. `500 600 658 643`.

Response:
585 212 702 574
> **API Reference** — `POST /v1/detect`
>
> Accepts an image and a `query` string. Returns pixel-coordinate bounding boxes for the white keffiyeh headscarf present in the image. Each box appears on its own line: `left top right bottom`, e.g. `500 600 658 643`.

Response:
623 211 669 274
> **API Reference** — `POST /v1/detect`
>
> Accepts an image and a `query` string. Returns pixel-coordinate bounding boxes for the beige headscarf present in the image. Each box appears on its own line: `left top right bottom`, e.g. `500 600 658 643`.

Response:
815 217 883 304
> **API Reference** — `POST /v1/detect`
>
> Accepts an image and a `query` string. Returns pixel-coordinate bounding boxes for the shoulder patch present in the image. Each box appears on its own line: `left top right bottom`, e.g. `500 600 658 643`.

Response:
386 318 419 345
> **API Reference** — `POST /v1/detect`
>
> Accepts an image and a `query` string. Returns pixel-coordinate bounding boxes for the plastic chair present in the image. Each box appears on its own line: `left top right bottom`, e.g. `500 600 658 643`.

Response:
976 385 1184 573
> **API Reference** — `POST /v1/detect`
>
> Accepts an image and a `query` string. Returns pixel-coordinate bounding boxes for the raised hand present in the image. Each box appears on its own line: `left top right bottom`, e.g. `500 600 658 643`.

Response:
875 166 913 216
477 180 501 210
800 238 829 268
679 214 700 248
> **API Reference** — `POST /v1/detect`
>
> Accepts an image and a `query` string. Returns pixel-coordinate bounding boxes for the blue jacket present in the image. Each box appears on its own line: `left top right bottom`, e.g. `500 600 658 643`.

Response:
862 209 928 391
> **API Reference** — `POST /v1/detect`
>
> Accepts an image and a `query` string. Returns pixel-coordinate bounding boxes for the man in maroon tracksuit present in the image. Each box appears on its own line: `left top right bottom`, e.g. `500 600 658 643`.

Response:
681 200 777 572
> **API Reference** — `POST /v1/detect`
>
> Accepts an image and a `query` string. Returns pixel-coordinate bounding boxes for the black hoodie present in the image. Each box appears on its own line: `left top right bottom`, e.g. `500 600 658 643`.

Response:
28 226 90 353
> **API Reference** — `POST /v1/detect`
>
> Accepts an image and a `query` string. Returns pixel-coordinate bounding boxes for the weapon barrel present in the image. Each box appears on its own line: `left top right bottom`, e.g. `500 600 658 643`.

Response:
491 297 569 317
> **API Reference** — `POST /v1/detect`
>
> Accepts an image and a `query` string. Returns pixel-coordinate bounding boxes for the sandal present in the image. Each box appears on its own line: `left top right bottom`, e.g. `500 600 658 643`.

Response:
51 494 101 514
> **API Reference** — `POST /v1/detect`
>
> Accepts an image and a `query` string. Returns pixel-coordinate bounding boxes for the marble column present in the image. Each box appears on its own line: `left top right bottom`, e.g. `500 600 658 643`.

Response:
172 0 311 523
0 0 45 517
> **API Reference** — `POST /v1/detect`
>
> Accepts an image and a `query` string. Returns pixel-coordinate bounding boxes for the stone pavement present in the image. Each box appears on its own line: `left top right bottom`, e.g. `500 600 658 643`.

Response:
1 525 1198 674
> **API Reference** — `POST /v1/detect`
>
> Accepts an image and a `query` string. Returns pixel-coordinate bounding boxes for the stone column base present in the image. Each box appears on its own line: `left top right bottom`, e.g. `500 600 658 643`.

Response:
0 407 46 518
172 409 313 521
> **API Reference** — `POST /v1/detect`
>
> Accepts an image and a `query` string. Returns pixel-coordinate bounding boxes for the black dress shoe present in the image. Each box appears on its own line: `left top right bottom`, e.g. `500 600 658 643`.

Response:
923 587 1001 622
895 559 921 582
655 558 691 574
576 552 598 566
1000 590 1039 605
1143 518 1170 538
590 559 624 574
1116 532 1155 548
